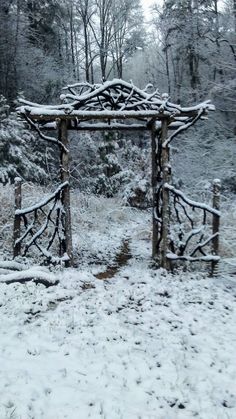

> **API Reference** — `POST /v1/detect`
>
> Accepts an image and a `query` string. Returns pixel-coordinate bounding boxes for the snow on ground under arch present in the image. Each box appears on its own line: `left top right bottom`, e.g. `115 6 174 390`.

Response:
0 194 236 419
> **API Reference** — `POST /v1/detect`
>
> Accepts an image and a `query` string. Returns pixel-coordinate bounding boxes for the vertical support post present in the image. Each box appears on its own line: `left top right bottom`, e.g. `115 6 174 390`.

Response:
160 118 171 270
13 177 22 258
151 121 159 260
59 119 73 267
211 178 221 276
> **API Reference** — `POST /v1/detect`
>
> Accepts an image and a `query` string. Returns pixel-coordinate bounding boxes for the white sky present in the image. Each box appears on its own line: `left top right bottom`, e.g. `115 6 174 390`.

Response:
142 0 224 17
141 0 162 18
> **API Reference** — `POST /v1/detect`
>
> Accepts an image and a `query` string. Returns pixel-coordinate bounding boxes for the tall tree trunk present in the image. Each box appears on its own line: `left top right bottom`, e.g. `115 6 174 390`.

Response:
89 41 94 83
69 4 76 78
234 0 236 34
84 24 90 82
165 46 171 95
13 0 20 96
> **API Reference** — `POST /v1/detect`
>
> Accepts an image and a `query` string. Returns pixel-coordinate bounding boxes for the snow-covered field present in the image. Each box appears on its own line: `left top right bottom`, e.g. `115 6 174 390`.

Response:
0 193 236 418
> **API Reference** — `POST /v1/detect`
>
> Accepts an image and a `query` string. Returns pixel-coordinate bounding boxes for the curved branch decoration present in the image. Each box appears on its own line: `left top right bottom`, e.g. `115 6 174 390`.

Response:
14 183 69 261
17 79 215 126
164 183 221 262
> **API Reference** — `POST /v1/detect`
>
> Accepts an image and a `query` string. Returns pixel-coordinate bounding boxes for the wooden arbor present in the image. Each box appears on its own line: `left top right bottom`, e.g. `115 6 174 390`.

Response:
17 79 218 269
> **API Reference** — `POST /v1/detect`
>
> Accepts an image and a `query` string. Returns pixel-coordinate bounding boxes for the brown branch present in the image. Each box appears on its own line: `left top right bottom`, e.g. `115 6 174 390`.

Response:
163 109 204 147
24 115 68 153
190 233 219 257
23 197 58 255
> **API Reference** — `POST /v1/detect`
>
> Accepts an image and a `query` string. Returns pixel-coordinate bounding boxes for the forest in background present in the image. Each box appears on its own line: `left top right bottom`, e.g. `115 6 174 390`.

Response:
1 0 235 104
0 5 236 415
0 0 236 197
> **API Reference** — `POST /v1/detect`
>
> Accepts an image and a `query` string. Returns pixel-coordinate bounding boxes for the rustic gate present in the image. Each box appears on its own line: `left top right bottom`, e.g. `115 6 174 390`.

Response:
15 79 219 272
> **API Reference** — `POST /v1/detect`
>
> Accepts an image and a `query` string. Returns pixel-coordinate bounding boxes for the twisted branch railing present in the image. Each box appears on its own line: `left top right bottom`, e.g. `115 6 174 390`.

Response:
13 181 69 263
164 182 221 273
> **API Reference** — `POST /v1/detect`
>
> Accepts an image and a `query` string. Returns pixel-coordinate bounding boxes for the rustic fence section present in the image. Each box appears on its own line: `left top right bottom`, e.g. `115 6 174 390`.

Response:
13 181 71 264
162 183 221 272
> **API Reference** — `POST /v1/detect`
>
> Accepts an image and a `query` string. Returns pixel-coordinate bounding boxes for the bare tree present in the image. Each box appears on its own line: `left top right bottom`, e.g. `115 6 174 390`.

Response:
76 0 95 82
110 0 143 79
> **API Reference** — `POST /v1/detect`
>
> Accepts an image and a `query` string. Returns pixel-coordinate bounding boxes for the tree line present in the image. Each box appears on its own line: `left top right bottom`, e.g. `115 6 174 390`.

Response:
0 0 235 193
0 0 235 118
0 0 144 103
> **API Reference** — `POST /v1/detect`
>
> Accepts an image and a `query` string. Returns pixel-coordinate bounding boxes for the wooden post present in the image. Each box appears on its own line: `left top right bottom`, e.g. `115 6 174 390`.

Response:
13 177 22 258
160 118 171 270
58 119 73 267
151 121 159 260
211 178 221 276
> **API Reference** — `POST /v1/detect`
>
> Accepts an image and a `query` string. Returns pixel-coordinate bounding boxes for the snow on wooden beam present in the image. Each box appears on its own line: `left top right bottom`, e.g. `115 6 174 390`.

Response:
19 108 213 121
19 109 173 120
68 123 149 131
40 120 190 132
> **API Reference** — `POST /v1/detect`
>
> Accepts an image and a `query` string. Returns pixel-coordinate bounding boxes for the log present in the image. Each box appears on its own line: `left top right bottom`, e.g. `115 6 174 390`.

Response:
0 269 58 287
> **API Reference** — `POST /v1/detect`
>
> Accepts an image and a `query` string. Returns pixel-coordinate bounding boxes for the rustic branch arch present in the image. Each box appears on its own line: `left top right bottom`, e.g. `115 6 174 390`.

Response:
16 79 219 272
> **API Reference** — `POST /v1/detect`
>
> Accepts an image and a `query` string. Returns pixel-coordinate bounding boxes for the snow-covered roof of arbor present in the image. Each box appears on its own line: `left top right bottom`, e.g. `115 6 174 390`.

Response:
18 79 215 134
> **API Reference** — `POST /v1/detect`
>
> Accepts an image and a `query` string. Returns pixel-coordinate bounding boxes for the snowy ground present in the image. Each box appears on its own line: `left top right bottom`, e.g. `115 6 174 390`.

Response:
0 194 236 418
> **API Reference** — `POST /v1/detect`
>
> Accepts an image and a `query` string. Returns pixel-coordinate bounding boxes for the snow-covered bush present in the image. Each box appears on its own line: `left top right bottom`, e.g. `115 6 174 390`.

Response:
93 132 122 197
172 114 236 196
222 174 236 194
0 97 48 184
0 95 10 118
70 130 151 207
0 183 14 257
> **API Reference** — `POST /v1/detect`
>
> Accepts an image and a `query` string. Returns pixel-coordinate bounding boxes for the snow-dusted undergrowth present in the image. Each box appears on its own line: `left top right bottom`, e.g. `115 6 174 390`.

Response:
0 184 236 418
0 260 236 418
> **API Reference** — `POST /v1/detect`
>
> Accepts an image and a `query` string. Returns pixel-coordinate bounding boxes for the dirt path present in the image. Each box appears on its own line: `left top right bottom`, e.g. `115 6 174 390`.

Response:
95 239 132 279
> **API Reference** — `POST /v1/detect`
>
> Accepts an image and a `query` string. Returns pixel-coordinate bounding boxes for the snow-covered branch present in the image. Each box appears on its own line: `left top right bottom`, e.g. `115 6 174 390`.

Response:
163 109 204 147
167 253 220 262
18 79 214 122
16 182 68 216
165 184 221 216
190 233 219 257
0 268 58 287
